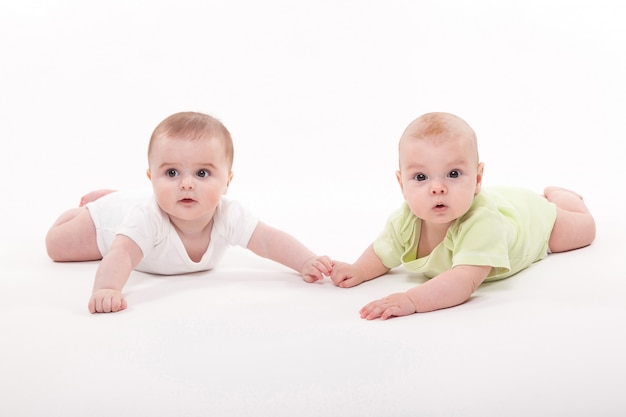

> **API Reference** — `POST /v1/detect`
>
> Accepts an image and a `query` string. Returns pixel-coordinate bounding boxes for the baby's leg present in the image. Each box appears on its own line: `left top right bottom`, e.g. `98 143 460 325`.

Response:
79 189 116 207
45 206 102 262
544 186 596 253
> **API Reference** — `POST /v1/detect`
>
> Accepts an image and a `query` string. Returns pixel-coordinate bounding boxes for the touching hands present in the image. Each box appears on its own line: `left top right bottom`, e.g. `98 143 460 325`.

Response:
88 289 127 314
301 256 334 283
359 292 417 320
329 261 367 288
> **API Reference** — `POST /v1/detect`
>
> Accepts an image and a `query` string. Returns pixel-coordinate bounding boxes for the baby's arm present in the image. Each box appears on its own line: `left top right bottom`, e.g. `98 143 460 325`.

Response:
88 235 143 314
360 264 491 320
330 244 390 288
246 222 333 282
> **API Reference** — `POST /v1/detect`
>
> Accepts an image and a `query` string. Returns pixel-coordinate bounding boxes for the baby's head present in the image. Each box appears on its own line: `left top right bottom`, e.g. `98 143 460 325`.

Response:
146 112 235 222
147 112 234 171
396 112 484 225
399 112 479 167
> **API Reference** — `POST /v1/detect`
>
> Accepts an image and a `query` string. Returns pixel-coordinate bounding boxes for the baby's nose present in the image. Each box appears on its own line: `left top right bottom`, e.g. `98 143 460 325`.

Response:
430 183 446 194
180 175 195 189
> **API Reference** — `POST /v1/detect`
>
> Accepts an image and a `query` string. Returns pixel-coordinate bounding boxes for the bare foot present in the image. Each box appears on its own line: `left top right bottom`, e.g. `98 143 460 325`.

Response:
543 186 583 200
543 186 591 215
79 189 117 206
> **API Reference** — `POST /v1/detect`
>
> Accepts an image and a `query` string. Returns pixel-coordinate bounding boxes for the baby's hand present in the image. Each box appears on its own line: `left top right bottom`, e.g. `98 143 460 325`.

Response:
88 289 127 314
329 261 365 288
301 256 333 283
359 293 417 320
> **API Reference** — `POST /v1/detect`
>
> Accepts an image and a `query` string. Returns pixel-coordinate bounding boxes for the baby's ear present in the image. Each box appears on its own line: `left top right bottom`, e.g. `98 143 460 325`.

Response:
396 170 407 196
475 162 484 194
224 171 234 194
146 169 152 180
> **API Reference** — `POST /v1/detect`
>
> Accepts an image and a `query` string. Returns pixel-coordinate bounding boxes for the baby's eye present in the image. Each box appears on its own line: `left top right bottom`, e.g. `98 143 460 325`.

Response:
448 170 461 179
413 173 427 182
166 169 179 177
196 169 211 178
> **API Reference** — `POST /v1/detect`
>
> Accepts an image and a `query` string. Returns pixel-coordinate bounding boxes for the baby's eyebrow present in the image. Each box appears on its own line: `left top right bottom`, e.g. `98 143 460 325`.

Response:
198 162 219 171
402 162 426 170
448 159 469 166
157 162 177 169
158 162 218 169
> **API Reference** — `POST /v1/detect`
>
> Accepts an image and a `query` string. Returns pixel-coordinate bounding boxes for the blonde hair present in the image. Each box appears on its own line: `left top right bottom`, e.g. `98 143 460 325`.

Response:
148 111 234 170
400 112 479 163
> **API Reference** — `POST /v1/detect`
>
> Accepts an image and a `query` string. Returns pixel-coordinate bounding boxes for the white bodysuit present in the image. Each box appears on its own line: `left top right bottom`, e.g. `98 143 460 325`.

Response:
85 190 259 275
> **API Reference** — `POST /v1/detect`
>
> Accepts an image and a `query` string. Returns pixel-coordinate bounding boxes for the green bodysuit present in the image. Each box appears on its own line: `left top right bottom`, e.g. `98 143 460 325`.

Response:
373 186 558 282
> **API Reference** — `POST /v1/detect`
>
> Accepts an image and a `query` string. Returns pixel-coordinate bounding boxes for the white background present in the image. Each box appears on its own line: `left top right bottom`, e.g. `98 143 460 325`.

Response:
1 1 625 416
2 0 624 258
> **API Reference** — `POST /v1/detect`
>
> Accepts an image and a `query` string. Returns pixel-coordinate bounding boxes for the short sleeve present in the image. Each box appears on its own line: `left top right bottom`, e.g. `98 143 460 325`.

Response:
212 199 260 248
116 198 165 257
373 203 417 269
447 208 512 277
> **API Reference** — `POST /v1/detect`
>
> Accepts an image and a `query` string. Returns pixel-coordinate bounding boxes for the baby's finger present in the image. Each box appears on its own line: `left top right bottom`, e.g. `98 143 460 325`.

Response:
102 297 112 313
380 306 399 320
331 275 349 286
359 301 375 316
111 296 123 312
88 298 96 314
308 257 331 275
338 276 361 288
360 301 385 320
302 273 321 283
319 256 334 271
92 297 103 313
328 271 343 286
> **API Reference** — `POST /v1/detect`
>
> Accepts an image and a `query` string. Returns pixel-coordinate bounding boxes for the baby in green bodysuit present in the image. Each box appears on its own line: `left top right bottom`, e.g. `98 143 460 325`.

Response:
330 112 596 319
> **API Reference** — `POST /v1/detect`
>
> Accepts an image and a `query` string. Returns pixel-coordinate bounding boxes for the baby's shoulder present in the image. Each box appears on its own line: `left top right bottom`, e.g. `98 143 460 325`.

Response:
213 198 259 229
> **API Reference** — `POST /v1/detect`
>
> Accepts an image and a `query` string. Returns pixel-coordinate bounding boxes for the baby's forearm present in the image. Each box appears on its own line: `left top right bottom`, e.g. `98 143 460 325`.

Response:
406 265 490 313
248 222 318 274
354 245 390 281
270 235 318 274
92 250 134 292
92 235 142 293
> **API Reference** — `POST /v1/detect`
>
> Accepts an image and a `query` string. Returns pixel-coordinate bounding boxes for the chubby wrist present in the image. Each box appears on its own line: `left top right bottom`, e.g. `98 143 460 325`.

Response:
347 265 368 285
92 287 122 294
298 255 316 273
405 287 421 313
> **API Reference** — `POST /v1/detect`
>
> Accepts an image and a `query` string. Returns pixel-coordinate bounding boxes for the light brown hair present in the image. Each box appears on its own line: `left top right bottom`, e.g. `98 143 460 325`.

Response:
148 112 234 170
400 112 479 163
